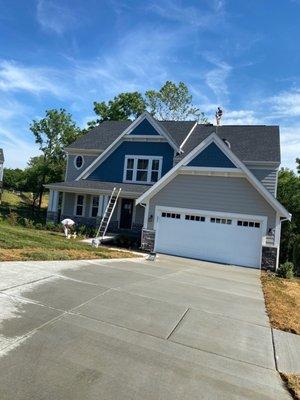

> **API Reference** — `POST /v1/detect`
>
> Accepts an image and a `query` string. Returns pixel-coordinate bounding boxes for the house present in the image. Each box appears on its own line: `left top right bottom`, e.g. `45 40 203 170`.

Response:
0 148 4 204
45 111 290 269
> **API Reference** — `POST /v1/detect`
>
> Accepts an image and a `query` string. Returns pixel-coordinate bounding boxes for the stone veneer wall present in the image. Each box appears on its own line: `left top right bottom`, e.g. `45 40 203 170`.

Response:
141 229 156 252
261 246 278 271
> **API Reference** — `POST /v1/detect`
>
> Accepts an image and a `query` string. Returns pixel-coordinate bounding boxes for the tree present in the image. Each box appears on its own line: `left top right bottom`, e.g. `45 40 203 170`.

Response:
30 109 81 210
277 167 300 263
86 81 208 129
296 157 300 174
88 92 146 127
145 81 207 122
3 168 26 191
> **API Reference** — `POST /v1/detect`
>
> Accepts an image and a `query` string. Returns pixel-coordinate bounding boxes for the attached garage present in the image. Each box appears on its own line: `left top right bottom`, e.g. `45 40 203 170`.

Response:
154 207 266 268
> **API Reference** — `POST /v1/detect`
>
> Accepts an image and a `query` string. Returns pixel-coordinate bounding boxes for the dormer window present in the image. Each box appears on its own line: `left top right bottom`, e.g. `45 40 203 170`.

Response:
74 155 84 169
123 155 162 184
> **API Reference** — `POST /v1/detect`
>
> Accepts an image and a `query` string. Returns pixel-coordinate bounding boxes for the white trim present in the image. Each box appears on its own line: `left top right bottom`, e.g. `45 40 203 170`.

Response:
75 111 180 181
179 121 198 150
44 184 142 198
74 155 85 170
61 192 66 214
123 155 163 184
142 202 149 229
136 133 291 220
74 194 86 217
65 155 69 181
66 148 103 156
179 166 244 178
89 195 100 218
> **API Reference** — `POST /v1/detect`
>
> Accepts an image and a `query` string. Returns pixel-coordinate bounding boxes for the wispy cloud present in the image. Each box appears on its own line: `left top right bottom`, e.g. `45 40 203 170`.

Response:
0 60 67 96
36 0 77 34
204 55 232 101
148 0 225 29
267 89 300 118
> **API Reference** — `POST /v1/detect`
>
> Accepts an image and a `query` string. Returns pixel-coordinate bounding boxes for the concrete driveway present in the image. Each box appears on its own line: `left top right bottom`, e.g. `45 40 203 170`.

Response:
0 255 290 399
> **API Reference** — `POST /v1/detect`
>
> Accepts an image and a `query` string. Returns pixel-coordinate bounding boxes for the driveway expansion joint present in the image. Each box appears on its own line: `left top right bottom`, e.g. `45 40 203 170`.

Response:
166 308 190 340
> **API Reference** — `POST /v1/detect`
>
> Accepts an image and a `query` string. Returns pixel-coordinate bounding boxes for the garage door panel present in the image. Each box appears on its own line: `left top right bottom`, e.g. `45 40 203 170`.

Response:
154 210 263 268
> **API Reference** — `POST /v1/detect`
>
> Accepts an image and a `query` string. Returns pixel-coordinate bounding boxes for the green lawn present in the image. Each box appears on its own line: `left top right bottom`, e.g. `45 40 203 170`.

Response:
0 222 136 261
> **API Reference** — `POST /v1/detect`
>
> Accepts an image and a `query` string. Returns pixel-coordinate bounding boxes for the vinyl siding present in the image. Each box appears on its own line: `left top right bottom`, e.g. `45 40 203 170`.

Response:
66 154 99 181
249 168 278 196
147 174 276 236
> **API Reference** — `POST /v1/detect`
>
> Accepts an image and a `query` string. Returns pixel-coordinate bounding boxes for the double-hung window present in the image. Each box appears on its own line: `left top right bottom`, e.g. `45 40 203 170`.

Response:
91 196 99 217
75 195 85 216
123 156 162 184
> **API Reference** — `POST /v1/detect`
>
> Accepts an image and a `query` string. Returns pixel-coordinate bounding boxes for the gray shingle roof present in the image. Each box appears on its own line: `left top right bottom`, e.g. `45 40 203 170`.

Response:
0 149 4 163
46 180 149 197
67 120 280 163
182 125 280 163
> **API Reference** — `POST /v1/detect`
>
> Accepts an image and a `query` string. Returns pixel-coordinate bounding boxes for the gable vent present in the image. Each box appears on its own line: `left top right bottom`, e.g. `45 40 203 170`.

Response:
222 138 231 148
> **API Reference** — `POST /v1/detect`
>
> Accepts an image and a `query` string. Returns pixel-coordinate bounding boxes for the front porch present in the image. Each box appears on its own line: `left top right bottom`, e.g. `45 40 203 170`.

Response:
46 187 146 234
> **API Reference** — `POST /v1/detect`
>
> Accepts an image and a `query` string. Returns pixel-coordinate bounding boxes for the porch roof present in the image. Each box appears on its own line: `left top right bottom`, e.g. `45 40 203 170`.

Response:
45 180 150 198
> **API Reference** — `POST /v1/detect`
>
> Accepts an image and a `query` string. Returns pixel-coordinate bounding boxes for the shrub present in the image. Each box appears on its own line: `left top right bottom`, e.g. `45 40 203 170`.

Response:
23 218 34 229
292 235 300 276
277 262 294 279
34 222 43 230
6 211 18 226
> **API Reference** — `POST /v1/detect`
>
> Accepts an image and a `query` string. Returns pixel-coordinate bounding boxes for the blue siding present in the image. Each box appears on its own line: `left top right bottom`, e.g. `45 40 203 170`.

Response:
87 141 174 183
187 142 236 168
129 119 160 135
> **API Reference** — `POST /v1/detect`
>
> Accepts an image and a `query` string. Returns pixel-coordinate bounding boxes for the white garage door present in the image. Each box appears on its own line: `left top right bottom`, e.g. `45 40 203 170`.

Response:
154 209 264 268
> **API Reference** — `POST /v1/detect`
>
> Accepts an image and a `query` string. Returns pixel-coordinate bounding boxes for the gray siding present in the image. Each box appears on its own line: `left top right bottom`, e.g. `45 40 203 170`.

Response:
65 154 99 181
249 168 278 196
62 192 142 228
147 174 277 233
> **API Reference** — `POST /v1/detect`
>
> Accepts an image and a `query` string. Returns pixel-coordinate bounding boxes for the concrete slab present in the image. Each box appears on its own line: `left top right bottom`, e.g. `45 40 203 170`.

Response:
73 289 187 338
0 263 52 291
87 258 191 277
60 263 155 288
0 314 290 400
170 309 275 369
273 329 300 373
5 276 109 311
166 270 264 300
0 293 62 351
123 278 269 326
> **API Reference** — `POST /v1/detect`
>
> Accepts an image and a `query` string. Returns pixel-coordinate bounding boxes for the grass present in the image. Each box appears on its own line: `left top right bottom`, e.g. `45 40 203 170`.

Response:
261 272 300 334
281 374 300 400
0 222 136 261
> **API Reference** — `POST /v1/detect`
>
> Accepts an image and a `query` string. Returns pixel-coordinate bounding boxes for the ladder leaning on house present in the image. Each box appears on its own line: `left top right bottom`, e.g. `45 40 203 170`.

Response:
92 187 122 247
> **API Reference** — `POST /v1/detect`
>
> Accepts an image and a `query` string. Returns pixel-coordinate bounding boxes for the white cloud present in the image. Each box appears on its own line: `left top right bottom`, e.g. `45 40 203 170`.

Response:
222 109 261 125
267 89 300 118
204 57 232 100
0 60 66 96
280 126 300 170
36 0 77 34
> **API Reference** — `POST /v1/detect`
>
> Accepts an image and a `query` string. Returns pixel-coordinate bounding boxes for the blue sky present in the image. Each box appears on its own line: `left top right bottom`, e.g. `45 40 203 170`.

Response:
0 0 299 169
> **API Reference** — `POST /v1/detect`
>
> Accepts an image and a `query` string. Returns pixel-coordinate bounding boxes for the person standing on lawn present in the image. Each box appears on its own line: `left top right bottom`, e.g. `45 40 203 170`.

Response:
61 218 76 238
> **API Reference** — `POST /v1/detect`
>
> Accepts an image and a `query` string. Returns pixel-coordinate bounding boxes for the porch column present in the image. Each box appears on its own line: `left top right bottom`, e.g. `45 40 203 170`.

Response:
46 190 59 223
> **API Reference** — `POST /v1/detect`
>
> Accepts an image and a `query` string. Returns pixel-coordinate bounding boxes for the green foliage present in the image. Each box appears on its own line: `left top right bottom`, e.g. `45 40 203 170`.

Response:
6 211 18 225
89 92 146 127
277 262 294 279
3 168 26 191
145 81 208 122
293 235 300 276
277 167 300 263
29 109 82 210
86 81 208 129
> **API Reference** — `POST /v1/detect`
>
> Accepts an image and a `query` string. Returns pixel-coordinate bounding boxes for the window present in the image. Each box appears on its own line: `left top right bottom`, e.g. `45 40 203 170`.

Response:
123 156 162 184
210 217 232 225
185 214 205 222
74 155 84 169
161 212 181 219
237 220 260 228
91 196 99 217
75 195 85 216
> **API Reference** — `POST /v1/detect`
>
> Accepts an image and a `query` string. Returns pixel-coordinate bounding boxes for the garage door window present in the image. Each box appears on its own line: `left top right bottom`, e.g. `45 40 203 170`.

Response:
237 220 260 228
185 214 205 222
161 212 181 219
210 217 232 225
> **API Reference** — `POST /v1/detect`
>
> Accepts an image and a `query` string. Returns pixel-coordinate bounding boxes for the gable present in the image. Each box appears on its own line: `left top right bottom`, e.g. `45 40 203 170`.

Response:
86 141 174 183
187 142 236 168
129 118 160 136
